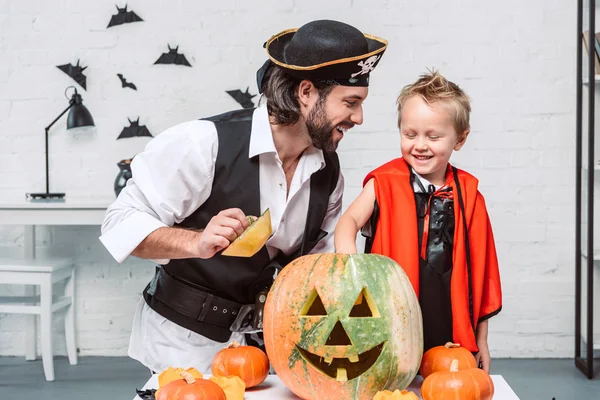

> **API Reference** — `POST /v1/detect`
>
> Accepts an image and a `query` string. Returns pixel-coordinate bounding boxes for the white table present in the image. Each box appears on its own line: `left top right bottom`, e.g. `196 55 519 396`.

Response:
135 373 520 400
0 201 110 225
0 200 111 379
0 200 110 258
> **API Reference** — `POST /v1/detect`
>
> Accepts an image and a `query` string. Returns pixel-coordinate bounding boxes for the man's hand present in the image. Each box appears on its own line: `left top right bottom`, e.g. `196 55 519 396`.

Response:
195 208 250 259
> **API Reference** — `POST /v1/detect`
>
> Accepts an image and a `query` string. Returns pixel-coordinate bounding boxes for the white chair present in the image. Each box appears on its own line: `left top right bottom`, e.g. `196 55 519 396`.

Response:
0 258 77 381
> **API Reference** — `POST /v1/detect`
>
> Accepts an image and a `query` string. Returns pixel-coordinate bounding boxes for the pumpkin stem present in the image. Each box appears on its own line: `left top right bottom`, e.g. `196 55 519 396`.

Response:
226 341 241 349
444 342 460 348
449 359 459 372
180 371 196 384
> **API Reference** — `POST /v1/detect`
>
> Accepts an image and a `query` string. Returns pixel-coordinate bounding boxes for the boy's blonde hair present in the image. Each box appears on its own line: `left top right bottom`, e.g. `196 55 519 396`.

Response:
396 69 471 137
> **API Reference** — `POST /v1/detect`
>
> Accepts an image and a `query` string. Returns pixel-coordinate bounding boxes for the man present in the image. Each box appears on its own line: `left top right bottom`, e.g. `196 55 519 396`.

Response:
100 19 387 373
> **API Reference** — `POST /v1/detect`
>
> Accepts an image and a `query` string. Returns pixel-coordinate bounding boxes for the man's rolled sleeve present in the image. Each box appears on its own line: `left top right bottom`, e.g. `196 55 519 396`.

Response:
99 120 218 263
99 211 167 264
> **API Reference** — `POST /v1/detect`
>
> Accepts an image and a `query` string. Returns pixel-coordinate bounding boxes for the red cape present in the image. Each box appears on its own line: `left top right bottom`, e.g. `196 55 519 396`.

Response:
365 158 502 352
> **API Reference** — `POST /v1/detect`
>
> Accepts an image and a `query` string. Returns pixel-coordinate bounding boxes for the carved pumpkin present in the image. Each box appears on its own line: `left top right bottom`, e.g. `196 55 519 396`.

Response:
421 359 494 400
211 341 270 388
419 342 477 378
222 209 272 257
263 254 423 400
373 389 420 399
156 371 226 400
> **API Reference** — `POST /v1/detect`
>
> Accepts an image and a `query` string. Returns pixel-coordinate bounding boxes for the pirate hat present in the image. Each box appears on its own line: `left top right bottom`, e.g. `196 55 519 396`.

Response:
258 20 387 91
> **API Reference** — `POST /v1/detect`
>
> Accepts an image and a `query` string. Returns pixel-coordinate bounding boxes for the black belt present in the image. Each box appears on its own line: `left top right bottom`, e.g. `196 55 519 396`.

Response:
146 267 254 331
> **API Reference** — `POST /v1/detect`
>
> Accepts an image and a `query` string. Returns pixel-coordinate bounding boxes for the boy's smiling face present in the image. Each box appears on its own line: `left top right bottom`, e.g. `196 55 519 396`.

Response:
399 95 468 186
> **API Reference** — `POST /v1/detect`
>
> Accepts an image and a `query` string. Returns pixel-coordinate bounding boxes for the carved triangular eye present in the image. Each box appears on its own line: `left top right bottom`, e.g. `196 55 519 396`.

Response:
349 287 380 317
300 288 327 316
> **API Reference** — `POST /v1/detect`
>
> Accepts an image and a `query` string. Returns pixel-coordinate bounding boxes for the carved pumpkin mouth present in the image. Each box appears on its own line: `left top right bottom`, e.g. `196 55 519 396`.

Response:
296 342 385 381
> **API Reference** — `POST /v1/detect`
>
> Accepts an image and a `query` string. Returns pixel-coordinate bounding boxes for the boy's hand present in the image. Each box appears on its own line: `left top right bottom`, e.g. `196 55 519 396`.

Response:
475 319 491 373
475 342 491 373
334 178 376 254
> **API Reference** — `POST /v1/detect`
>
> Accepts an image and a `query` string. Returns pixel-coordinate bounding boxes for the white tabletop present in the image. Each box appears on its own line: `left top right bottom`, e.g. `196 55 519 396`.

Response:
134 373 520 400
0 199 112 209
0 199 111 225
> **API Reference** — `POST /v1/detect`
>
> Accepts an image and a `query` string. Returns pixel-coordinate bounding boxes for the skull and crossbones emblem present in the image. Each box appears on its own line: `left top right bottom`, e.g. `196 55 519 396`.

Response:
351 55 380 78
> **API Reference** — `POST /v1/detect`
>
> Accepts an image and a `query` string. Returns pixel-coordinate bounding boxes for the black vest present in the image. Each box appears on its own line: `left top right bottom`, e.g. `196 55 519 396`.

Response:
143 108 340 341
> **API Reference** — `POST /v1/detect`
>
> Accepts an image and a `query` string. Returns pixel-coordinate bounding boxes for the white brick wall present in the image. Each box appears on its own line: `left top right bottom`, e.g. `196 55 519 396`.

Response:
0 0 578 358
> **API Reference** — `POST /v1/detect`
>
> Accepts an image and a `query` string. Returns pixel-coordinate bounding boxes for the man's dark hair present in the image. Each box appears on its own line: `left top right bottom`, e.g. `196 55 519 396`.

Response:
260 65 336 125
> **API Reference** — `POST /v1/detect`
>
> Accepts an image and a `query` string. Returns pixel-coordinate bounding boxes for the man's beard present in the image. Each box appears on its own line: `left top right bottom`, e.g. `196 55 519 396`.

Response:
306 98 337 152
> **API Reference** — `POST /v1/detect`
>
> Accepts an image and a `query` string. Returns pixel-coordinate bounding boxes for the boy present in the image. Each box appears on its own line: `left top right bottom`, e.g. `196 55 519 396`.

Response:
334 70 502 372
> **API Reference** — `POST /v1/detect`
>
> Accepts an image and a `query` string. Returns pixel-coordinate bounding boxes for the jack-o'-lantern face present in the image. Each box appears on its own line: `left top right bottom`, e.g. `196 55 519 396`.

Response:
296 287 385 381
263 254 424 400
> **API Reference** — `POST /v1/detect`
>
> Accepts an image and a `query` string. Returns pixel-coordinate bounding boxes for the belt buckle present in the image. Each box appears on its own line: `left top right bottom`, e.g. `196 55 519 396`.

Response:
229 304 258 333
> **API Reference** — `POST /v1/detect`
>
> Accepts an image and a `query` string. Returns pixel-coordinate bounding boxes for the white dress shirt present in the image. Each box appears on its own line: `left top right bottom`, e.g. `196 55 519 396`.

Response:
99 103 344 373
412 169 441 192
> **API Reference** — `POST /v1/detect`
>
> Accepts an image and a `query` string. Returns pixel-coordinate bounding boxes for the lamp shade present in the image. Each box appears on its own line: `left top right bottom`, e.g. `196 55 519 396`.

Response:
67 92 94 129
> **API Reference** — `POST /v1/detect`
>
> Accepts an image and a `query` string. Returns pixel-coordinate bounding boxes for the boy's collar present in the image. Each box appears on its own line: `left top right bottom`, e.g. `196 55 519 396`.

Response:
410 168 441 192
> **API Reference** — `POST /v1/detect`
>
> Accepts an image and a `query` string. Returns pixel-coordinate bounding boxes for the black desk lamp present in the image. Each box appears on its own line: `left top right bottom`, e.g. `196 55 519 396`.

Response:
26 86 95 201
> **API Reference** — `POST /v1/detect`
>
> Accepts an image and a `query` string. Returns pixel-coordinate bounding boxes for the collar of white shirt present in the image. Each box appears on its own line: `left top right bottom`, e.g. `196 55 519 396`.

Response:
412 168 441 193
248 103 326 171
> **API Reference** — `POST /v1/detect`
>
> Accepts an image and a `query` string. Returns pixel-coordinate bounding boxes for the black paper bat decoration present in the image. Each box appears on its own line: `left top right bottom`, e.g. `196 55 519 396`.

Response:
154 45 191 67
135 388 155 400
117 118 153 140
226 87 256 109
56 60 87 90
107 5 143 28
117 73 137 90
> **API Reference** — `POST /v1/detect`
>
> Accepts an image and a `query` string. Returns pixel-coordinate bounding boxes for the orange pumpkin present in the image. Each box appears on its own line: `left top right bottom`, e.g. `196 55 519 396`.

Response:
156 371 226 400
421 359 494 400
158 366 203 389
211 341 270 388
373 389 420 399
263 254 423 400
419 342 477 378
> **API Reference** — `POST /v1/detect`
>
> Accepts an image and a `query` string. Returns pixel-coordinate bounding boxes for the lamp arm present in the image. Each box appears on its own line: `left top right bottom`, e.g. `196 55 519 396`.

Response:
45 102 74 131
43 101 74 194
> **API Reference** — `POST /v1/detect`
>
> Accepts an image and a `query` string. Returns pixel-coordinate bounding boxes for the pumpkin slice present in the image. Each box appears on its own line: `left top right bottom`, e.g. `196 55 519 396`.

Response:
374 389 420 399
209 375 246 400
222 209 272 257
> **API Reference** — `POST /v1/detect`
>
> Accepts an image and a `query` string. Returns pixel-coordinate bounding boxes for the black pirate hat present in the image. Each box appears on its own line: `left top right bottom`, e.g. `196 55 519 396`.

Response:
257 20 388 92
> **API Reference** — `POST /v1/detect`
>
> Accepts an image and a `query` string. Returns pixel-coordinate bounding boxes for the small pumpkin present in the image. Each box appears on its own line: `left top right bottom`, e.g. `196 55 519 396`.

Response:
208 375 246 400
421 359 494 400
373 389 420 399
419 342 477 378
211 341 270 388
156 371 226 400
157 366 203 389
222 209 272 257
